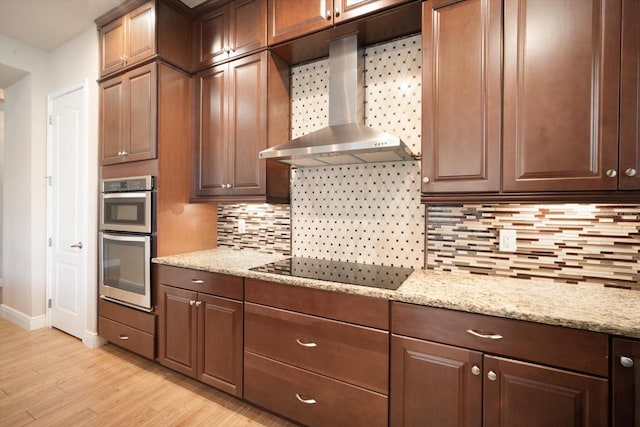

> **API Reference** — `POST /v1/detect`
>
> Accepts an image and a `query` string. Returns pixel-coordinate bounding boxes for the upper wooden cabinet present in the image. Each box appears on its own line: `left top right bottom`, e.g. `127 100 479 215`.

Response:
97 0 192 77
193 0 267 70
422 0 639 202
193 51 290 203
267 0 413 45
100 62 157 165
421 0 501 194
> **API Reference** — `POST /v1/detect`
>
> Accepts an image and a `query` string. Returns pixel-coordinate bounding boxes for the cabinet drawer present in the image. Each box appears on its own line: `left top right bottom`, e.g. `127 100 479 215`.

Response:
99 298 155 334
155 264 243 300
99 316 155 360
245 278 388 329
244 352 388 427
391 303 609 377
245 302 388 394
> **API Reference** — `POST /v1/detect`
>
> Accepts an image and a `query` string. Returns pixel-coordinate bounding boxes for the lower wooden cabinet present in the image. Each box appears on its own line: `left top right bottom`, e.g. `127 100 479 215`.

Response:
612 338 640 427
156 265 243 397
98 298 155 360
390 303 609 427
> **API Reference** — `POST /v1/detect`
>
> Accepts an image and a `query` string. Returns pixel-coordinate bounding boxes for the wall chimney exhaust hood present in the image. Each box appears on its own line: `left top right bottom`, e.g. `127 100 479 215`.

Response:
259 34 417 167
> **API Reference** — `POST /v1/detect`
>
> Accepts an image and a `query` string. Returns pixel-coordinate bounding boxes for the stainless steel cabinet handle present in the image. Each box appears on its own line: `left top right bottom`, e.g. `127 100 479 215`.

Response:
487 371 497 381
191 279 204 284
296 393 317 404
466 329 503 340
195 301 202 307
606 169 617 178
621 356 634 368
70 242 83 249
471 365 481 376
625 168 637 177
119 334 129 340
296 339 318 348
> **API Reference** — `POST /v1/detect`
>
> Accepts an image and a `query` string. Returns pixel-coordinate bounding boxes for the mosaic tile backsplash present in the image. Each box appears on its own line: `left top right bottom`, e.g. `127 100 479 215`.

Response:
427 204 640 289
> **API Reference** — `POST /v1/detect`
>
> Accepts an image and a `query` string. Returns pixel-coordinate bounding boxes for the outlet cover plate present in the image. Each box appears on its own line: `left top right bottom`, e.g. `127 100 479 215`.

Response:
499 229 517 252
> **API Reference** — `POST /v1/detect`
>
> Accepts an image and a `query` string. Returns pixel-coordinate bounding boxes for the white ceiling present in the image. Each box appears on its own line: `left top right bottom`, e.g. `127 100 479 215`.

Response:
0 0 208 87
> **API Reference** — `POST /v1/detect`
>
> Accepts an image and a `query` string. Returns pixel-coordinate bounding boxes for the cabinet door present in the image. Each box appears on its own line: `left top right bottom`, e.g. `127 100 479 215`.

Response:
483 355 608 427
194 5 229 69
195 64 229 196
99 75 126 165
158 285 198 378
612 338 640 427
229 0 267 58
620 0 640 190
228 51 267 196
124 62 157 162
421 0 501 194
197 293 243 397
503 0 621 192
125 2 156 67
99 17 126 76
390 335 482 427
267 0 332 45
335 0 409 23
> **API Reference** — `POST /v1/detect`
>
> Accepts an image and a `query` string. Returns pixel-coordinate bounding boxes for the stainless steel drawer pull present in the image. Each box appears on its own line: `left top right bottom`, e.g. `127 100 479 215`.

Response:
191 279 204 284
620 356 634 368
466 329 503 340
119 335 129 340
296 339 317 348
296 394 317 404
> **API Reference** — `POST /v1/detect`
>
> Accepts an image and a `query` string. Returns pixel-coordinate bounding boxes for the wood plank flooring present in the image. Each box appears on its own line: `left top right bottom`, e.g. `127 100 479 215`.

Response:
0 317 296 426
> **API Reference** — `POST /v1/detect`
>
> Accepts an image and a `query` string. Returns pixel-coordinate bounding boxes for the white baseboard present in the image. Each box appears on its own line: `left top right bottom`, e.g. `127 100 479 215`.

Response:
0 304 46 330
83 330 107 349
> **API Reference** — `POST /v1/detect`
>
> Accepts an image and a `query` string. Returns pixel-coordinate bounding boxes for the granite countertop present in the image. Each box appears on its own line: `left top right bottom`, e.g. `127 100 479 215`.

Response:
153 247 640 339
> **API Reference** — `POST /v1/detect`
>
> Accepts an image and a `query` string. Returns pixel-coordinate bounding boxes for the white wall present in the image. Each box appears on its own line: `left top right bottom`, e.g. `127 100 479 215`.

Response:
0 28 100 341
0 91 4 284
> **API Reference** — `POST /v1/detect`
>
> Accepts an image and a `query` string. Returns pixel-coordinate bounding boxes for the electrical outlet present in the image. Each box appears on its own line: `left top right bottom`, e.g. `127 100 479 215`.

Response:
499 229 517 252
238 219 246 234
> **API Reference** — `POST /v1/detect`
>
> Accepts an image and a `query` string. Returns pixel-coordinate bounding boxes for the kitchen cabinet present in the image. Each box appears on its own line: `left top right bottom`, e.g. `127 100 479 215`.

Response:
612 338 640 427
193 50 291 203
244 278 389 426
156 265 243 397
99 1 155 77
97 0 192 77
267 0 413 45
98 298 156 360
100 62 157 165
619 0 640 190
421 0 501 194
390 303 609 426
193 0 266 70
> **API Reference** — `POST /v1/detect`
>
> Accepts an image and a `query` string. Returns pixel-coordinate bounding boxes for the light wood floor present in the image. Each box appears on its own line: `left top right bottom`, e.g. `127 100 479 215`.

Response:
0 317 296 426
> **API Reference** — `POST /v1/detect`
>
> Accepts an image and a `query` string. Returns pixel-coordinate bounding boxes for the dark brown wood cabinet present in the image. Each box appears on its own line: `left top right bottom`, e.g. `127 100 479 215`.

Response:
243 278 389 426
98 298 156 360
612 338 640 427
390 303 609 427
99 62 157 165
193 50 290 202
620 0 640 190
156 265 243 397
421 0 501 194
193 0 266 70
267 0 412 45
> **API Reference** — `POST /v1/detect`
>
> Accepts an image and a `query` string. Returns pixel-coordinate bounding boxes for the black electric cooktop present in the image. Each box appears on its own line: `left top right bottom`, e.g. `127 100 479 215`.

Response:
250 257 413 290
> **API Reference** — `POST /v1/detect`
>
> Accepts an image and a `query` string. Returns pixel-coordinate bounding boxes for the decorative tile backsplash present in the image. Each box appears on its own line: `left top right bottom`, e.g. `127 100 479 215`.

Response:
427 204 640 289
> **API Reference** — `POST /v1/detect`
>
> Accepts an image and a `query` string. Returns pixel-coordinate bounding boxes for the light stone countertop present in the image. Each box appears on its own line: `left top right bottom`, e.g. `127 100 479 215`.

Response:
153 247 640 339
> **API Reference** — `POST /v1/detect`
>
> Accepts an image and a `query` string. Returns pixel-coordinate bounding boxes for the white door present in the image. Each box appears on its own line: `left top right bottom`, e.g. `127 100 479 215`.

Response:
47 83 87 339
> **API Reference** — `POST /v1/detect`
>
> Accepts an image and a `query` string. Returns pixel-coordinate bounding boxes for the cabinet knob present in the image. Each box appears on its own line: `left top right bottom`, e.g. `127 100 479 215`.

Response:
189 300 195 306
296 338 318 348
606 169 617 178
621 356 634 368
334 8 341 18
471 365 481 376
422 176 430 184
325 10 332 20
295 393 317 405
195 301 202 307
625 168 637 177
224 47 231 54
487 371 497 381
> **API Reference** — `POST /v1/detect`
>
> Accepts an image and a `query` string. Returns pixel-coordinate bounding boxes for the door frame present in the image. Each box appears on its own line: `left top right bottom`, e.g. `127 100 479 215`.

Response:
45 80 89 338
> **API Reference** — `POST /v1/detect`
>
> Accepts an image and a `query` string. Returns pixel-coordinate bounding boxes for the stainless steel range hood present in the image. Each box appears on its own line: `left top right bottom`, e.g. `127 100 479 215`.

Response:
259 34 417 167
